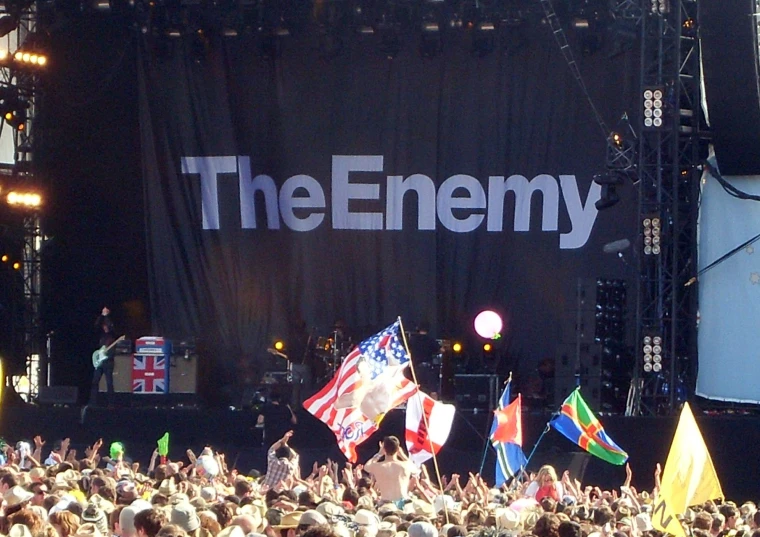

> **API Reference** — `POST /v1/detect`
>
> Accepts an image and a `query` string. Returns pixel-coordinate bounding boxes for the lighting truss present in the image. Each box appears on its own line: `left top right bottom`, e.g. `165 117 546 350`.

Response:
630 0 704 416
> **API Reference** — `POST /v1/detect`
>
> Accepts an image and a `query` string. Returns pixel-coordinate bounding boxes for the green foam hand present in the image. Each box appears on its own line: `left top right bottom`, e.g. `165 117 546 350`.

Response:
157 433 169 457
110 442 124 460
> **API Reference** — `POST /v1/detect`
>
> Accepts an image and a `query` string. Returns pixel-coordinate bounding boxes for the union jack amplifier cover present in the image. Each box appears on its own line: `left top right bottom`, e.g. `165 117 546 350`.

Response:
131 354 168 394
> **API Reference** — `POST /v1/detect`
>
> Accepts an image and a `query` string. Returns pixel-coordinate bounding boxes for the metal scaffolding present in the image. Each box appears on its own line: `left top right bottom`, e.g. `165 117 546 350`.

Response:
0 4 44 400
631 0 704 416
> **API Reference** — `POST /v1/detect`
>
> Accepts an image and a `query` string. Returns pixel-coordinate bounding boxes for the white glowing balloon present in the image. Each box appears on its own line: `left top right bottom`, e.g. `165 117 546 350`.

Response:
474 310 503 339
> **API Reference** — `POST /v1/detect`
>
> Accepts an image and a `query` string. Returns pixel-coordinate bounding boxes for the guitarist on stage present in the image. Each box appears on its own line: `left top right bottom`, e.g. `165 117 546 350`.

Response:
90 306 116 405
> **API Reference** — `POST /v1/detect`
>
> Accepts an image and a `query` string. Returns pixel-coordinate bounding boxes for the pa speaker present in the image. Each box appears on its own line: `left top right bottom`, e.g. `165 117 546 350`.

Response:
702 0 760 175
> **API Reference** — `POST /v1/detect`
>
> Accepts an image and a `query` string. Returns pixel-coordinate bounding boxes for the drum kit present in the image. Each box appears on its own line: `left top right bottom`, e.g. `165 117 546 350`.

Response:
266 324 355 386
313 329 354 383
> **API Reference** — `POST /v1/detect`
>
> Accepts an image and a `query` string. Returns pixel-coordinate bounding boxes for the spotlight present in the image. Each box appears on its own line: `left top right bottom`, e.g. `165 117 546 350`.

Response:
7 191 41 208
452 342 463 353
1 255 7 262
643 86 665 130
643 216 661 255
643 334 663 373
12 262 20 270
593 172 623 210
273 340 285 351
483 343 492 352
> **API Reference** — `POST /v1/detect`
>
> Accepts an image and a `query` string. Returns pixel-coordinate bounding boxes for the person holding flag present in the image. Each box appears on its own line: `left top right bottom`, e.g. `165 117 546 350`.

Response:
303 320 418 461
550 387 628 465
652 402 723 537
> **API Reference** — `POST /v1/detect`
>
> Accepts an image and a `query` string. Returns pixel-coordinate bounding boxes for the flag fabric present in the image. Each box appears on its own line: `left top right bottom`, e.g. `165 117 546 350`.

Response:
490 380 527 486
132 355 168 394
405 391 455 466
303 320 417 461
652 403 723 537
491 394 523 445
550 388 628 465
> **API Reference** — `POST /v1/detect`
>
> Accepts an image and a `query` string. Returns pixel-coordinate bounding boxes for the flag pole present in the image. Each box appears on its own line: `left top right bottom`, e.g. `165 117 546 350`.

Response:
523 421 551 469
398 316 449 524
477 372 512 475
523 391 568 470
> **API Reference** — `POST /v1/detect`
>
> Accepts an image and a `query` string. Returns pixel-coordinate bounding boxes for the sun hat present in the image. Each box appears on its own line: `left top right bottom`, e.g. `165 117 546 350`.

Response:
4 485 33 507
407 521 437 537
171 502 201 532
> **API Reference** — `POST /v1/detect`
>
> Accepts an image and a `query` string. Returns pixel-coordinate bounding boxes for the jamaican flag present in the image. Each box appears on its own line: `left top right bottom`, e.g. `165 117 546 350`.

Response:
550 388 628 465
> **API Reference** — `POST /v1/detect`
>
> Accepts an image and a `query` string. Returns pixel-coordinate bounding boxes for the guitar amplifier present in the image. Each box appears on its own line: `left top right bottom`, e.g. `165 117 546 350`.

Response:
135 336 172 356
454 374 499 411
169 355 198 393
99 354 133 393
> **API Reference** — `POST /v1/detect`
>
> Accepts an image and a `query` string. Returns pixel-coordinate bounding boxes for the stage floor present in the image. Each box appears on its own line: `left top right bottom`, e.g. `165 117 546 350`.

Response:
3 402 757 500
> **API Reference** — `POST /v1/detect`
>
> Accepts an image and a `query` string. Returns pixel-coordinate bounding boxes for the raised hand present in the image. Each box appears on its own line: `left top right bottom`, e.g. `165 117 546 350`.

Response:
654 462 662 488
33 436 45 449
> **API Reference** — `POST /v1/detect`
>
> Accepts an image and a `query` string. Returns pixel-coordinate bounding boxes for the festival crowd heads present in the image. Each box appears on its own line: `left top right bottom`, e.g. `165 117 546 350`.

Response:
0 320 732 537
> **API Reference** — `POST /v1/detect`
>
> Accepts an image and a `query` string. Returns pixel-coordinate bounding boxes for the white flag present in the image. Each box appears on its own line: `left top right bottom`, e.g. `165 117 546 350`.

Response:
405 391 455 466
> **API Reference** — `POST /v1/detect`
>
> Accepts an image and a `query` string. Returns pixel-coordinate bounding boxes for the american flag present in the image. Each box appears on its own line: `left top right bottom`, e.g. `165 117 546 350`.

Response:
303 320 418 461
132 355 168 394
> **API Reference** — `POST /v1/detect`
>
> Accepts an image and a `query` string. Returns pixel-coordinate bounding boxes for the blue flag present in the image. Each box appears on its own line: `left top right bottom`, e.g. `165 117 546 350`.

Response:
490 378 527 486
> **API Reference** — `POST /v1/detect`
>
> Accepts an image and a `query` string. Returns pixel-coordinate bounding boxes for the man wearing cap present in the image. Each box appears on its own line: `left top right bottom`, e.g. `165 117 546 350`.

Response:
262 431 299 493
364 437 418 504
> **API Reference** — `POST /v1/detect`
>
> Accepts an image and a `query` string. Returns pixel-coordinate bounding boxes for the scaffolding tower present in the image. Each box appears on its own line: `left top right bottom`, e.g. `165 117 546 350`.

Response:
631 0 704 415
0 5 44 400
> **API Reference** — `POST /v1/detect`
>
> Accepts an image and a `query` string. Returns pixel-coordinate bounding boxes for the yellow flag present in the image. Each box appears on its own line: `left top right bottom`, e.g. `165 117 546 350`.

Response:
652 403 724 537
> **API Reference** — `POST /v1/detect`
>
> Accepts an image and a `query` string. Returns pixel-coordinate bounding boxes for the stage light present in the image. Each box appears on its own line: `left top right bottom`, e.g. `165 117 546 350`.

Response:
452 342 462 353
474 310 502 340
593 172 623 210
1 255 7 262
273 340 284 351
483 343 492 352
643 86 665 129
652 362 662 372
12 262 20 270
643 216 661 255
7 191 42 208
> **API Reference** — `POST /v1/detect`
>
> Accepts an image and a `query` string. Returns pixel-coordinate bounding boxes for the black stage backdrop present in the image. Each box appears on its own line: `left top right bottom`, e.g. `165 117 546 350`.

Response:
138 28 639 397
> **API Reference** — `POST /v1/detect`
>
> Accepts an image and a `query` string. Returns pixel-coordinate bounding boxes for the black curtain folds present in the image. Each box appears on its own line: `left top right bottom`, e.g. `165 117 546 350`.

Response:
138 30 639 393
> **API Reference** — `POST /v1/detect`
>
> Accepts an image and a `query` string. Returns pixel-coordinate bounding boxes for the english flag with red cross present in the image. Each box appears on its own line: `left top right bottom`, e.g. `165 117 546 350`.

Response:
405 390 456 466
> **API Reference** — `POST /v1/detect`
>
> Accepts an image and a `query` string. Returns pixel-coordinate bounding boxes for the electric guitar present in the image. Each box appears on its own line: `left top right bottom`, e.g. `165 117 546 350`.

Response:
92 335 126 368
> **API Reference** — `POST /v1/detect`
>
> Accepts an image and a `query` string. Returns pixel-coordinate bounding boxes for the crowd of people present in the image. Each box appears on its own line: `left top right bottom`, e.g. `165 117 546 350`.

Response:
0 431 751 537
